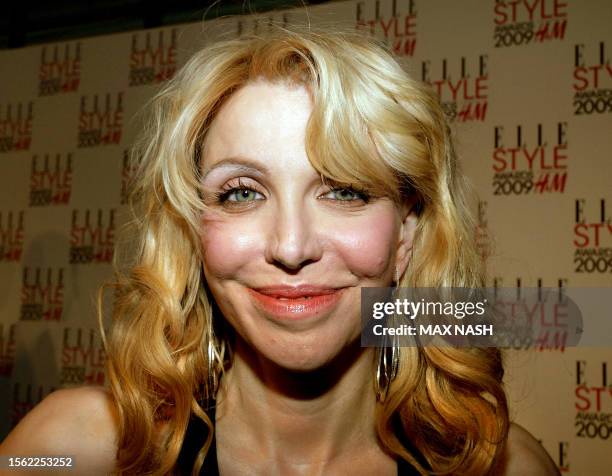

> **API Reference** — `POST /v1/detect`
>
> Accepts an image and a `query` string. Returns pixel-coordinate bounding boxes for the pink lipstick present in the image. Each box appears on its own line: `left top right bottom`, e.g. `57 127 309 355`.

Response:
247 285 345 320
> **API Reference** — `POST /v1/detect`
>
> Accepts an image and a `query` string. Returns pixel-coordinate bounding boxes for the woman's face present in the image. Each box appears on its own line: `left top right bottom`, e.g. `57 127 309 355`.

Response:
200 79 414 371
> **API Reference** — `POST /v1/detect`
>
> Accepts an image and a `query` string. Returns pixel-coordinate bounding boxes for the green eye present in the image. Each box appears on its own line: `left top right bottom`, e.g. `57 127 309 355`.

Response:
324 188 368 202
225 188 263 202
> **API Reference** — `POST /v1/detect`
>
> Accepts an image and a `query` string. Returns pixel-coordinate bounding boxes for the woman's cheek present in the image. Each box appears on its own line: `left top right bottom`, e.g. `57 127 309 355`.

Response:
200 218 263 278
329 209 399 279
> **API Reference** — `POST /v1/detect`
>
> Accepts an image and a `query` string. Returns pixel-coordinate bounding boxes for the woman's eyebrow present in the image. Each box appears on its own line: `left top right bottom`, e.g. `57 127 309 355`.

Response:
201 157 269 180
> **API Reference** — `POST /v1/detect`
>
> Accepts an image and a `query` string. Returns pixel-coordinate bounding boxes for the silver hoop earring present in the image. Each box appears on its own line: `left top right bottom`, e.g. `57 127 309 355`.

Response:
374 334 400 402
206 337 221 402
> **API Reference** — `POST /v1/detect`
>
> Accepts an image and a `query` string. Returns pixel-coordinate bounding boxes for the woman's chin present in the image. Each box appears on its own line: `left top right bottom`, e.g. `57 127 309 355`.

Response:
271 353 336 373
243 331 363 375
251 344 335 372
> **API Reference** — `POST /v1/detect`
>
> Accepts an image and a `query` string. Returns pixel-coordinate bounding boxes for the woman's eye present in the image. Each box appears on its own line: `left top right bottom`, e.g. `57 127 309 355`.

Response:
322 188 369 202
222 188 264 203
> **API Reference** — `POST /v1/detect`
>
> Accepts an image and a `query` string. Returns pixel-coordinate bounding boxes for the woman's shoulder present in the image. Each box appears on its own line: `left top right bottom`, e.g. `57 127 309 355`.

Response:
495 422 560 476
0 386 119 475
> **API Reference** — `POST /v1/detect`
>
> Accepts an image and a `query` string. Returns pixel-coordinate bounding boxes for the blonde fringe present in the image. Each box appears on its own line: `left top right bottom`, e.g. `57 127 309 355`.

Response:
98 28 508 475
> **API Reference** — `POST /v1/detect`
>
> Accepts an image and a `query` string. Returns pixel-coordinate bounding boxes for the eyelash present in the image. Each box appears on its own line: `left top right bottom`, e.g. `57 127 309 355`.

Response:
212 179 371 206
320 186 370 203
213 178 264 204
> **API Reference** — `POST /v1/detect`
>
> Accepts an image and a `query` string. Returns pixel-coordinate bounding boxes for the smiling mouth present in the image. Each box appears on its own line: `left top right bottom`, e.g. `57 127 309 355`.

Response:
276 296 313 300
247 286 345 320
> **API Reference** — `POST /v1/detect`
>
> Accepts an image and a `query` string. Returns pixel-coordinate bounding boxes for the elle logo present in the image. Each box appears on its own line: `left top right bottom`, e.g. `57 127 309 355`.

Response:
0 211 24 262
20 268 64 321
575 361 612 440
129 30 177 86
573 199 612 274
39 42 81 96
61 328 106 385
494 0 567 47
0 102 33 153
69 209 116 264
356 0 417 57
573 42 611 115
422 55 488 122
78 93 123 147
492 123 568 195
29 153 73 206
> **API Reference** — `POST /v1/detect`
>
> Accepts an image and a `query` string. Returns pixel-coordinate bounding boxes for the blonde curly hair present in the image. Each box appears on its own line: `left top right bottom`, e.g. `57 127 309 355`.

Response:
99 28 508 475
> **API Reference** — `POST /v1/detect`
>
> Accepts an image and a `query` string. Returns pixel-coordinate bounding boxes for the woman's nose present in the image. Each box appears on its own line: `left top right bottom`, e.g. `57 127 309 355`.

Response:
265 201 323 271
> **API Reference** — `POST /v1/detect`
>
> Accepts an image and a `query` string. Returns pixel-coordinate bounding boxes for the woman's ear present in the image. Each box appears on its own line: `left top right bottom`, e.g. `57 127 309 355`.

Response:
395 200 419 279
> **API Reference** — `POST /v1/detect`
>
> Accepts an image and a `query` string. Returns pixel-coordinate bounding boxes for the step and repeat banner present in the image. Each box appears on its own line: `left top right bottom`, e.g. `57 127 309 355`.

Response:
0 0 610 473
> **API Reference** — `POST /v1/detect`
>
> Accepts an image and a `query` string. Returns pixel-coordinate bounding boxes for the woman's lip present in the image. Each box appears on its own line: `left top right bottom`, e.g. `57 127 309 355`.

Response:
247 287 345 320
252 285 340 298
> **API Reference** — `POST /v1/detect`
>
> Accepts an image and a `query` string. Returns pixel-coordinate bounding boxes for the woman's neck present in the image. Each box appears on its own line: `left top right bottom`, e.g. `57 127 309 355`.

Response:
214 337 387 470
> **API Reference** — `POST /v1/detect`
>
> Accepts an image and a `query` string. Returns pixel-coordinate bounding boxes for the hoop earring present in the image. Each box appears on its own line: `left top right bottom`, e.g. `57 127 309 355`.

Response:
374 268 402 402
375 333 400 402
207 338 219 401
393 267 400 289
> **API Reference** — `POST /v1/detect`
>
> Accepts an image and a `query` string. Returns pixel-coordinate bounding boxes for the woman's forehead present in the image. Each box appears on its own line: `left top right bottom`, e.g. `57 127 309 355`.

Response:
209 79 311 134
202 80 313 174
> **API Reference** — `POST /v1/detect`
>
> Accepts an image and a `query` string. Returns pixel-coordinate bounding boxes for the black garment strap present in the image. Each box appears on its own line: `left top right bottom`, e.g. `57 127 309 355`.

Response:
176 405 427 475
396 440 428 476
175 405 219 476
394 414 431 475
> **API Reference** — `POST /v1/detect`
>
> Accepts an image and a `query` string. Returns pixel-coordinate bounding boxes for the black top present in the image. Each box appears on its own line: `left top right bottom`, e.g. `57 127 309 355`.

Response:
176 405 429 475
